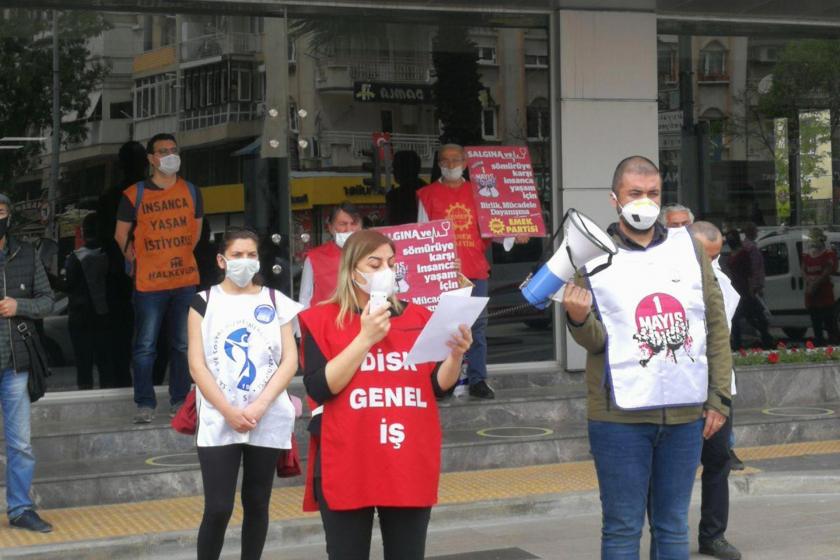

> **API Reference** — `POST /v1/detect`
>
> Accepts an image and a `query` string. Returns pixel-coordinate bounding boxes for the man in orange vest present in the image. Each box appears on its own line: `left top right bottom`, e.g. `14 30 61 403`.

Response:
417 144 527 399
298 201 362 309
115 133 203 424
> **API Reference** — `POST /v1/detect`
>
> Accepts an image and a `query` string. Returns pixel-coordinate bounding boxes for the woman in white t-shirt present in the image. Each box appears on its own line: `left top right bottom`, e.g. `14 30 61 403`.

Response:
187 228 302 560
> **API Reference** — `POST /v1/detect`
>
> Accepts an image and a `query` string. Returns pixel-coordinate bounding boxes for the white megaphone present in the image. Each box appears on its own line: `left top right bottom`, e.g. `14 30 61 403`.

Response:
520 209 618 309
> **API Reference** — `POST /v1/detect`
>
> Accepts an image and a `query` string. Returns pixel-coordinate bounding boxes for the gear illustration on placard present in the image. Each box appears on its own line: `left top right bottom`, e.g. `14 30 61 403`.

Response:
488 218 506 235
446 203 473 231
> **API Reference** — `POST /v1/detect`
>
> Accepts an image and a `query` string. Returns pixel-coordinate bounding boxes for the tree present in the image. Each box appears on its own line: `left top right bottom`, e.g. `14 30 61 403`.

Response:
0 10 109 188
752 40 840 224
432 28 483 146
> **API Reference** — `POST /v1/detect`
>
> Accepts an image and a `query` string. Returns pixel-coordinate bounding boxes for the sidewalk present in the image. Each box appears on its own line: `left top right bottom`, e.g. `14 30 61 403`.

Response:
4 439 840 558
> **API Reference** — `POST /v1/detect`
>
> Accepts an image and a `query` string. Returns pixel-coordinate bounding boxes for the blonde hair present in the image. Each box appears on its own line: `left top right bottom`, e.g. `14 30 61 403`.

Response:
323 230 403 327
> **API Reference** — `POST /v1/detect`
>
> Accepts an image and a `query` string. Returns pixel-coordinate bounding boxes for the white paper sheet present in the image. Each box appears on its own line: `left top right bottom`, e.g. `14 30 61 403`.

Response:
405 294 489 365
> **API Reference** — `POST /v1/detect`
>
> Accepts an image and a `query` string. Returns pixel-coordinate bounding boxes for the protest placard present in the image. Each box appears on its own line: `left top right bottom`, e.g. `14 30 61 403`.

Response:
376 220 465 309
464 146 547 238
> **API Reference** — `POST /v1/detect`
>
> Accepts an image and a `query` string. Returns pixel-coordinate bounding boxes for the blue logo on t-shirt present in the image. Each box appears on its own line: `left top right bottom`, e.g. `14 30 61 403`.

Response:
254 304 276 324
224 327 256 391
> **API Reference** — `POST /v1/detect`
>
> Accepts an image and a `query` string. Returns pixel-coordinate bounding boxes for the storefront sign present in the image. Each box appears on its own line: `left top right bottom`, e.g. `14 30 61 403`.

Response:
375 220 460 309
353 81 433 104
464 146 547 238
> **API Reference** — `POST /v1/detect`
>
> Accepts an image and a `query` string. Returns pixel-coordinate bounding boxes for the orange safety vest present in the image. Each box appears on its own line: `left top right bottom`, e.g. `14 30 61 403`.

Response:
125 179 200 292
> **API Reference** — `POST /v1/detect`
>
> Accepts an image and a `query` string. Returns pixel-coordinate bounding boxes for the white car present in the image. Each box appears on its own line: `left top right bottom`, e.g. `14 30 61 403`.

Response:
752 227 840 339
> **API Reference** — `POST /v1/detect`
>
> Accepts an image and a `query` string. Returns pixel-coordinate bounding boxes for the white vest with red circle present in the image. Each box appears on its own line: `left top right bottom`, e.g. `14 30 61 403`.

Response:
586 227 708 410
298 302 441 511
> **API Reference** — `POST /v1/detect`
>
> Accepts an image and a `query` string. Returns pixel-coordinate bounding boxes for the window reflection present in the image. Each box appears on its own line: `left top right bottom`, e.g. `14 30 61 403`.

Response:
1 9 553 390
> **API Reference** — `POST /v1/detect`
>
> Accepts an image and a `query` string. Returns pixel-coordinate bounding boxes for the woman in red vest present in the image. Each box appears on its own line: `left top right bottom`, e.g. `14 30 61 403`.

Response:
298 201 362 309
298 230 472 560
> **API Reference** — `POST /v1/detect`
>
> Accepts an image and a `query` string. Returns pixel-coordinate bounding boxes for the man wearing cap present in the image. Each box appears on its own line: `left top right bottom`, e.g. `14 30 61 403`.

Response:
562 156 732 559
0 194 55 532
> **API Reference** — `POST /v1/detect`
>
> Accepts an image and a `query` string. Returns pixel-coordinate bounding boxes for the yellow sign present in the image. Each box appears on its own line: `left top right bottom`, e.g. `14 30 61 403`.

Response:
198 175 388 215
291 175 385 210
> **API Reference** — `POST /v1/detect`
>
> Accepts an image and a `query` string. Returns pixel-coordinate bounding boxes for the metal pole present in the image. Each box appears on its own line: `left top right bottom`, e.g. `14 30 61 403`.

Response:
48 9 60 240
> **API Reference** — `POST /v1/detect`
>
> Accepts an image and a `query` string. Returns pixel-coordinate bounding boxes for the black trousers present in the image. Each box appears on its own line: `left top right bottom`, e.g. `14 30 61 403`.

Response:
731 294 773 349
196 444 281 560
68 312 113 389
699 413 733 543
809 307 839 346
314 477 431 560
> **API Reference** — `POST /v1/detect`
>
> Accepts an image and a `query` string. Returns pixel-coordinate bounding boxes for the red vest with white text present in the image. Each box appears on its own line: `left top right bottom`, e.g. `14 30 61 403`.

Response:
417 180 490 279
307 242 342 305
298 302 440 511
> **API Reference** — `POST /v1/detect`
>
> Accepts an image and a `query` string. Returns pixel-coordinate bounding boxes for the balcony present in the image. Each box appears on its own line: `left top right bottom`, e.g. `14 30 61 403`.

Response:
180 101 259 132
319 130 439 167
316 56 432 91
180 32 260 65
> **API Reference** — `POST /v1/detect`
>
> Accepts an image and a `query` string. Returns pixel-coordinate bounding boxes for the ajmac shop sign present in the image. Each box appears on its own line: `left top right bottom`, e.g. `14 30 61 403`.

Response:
354 81 433 104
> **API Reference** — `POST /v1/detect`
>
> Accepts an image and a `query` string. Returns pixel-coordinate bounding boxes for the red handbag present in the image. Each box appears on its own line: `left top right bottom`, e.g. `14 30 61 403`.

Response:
171 388 198 435
276 434 302 478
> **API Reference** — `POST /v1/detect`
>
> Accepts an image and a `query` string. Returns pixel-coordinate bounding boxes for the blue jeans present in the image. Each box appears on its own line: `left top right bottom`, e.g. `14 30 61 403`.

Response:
133 286 194 409
466 278 488 384
588 419 704 560
1 368 35 519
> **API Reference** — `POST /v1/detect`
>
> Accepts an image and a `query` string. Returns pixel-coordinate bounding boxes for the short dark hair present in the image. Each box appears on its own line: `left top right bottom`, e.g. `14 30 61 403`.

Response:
611 155 659 193
218 227 260 254
146 133 177 155
329 201 361 224
82 212 98 240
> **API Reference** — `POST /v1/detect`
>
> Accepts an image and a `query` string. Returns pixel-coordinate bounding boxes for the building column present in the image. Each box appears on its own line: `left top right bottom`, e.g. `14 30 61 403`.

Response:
553 9 659 370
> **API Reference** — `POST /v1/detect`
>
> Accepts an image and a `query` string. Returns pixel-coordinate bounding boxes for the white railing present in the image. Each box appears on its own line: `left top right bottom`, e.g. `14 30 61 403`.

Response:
320 130 440 161
179 101 259 131
317 56 432 85
180 32 260 62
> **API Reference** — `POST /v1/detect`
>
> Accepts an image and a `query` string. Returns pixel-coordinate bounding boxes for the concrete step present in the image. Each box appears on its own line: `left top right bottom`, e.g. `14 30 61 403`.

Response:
3 418 590 509
3 363 840 509
8 383 587 464
8 398 840 509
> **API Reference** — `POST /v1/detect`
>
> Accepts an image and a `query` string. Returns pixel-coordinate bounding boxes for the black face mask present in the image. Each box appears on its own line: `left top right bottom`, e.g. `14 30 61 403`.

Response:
0 217 9 240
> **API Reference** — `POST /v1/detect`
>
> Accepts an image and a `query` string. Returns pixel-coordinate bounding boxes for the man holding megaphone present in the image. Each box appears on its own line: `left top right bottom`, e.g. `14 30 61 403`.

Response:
562 156 733 560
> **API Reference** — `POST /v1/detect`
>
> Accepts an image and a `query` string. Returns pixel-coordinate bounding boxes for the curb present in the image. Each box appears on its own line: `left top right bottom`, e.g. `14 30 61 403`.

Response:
5 469 840 559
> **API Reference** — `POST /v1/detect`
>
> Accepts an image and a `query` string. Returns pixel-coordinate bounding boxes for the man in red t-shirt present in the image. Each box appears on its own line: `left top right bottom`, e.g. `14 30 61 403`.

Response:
803 228 839 345
417 144 526 399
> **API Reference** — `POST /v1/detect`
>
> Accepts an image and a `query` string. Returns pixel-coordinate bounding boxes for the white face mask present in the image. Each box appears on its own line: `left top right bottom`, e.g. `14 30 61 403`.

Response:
159 154 181 176
441 166 464 182
334 231 353 248
354 267 396 296
223 257 260 288
613 193 660 231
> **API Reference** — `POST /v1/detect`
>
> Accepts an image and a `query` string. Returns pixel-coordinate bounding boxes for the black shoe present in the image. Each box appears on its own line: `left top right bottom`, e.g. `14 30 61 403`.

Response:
10 510 53 533
468 380 495 400
699 537 741 560
730 449 745 471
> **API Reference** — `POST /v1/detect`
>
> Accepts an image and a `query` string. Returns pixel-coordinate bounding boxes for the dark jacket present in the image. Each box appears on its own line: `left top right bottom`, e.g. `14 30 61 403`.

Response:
0 236 55 372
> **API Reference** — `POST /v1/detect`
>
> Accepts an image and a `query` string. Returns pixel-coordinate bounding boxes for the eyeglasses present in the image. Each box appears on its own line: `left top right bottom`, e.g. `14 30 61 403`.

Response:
155 148 179 156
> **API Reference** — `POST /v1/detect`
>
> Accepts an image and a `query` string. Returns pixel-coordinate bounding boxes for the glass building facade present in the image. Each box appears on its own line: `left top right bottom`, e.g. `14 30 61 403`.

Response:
2 1 840 389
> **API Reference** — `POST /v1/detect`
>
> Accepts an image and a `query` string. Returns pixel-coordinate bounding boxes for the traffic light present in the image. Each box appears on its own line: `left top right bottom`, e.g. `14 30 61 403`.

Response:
361 146 381 192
